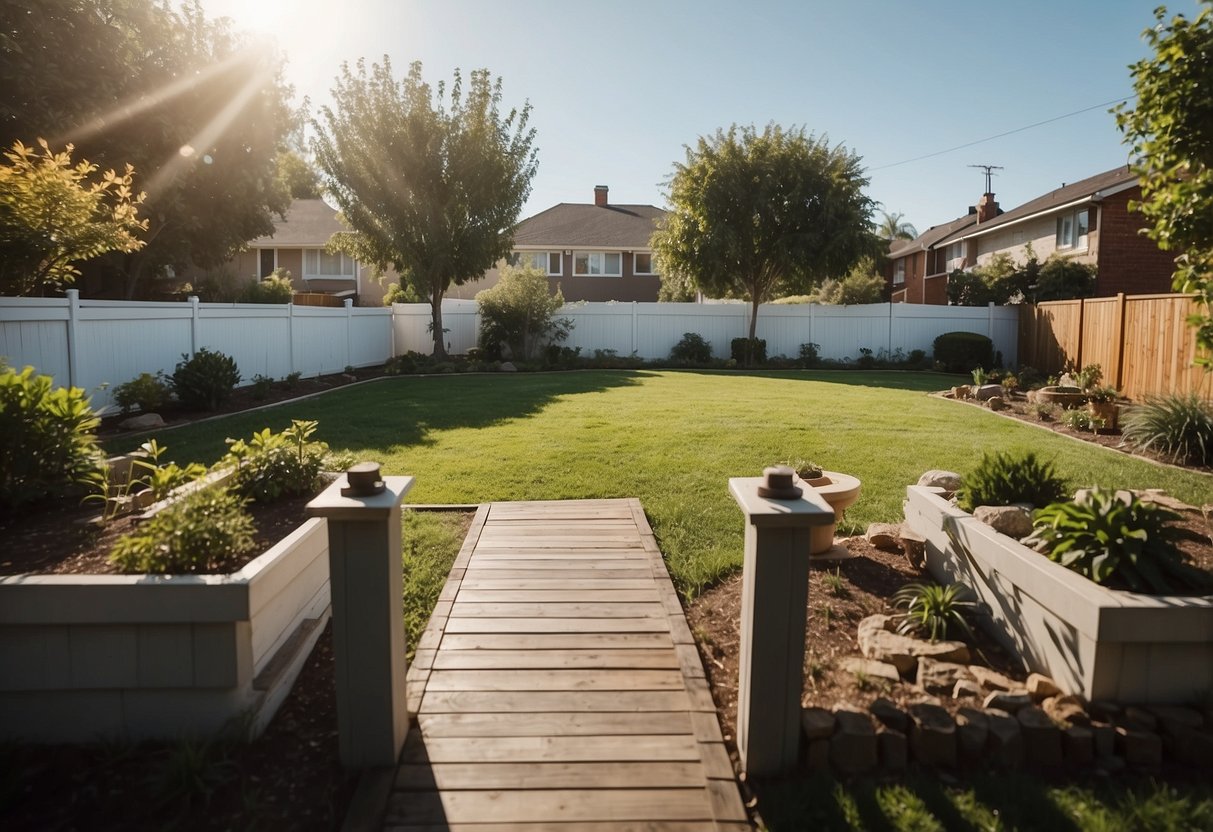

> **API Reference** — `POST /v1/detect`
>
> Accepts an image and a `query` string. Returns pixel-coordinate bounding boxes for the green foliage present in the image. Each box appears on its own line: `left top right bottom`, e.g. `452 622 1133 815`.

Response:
971 366 988 386
731 337 766 366
933 331 994 373
657 272 698 302
669 332 713 364
171 349 240 411
222 419 329 502
958 450 1067 512
891 581 982 642
1117 4 1213 363
1034 256 1097 301
184 267 244 303
113 371 170 414
0 140 147 296
313 58 538 357
275 150 320 200
0 364 105 512
946 253 1024 306
283 371 302 390
475 264 571 360
1073 363 1103 390
1122 393 1213 465
109 485 256 574
97 439 206 520
878 211 917 241
799 342 821 367
1033 402 1057 421
651 123 875 343
250 374 273 400
1061 409 1103 433
947 246 1095 307
809 257 886 305
382 280 423 305
1026 488 1210 593
237 271 294 304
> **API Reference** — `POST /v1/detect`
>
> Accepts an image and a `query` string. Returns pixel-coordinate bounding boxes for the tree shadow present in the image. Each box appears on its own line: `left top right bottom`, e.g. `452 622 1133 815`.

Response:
678 368 963 393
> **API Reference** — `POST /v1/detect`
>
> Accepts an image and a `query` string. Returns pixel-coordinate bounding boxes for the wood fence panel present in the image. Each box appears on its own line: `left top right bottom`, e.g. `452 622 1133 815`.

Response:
1079 297 1122 386
1121 295 1213 401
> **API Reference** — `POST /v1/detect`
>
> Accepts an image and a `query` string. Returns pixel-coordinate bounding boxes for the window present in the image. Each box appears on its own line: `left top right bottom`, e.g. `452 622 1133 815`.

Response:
633 252 655 275
259 249 276 278
573 251 622 276
893 259 905 285
945 241 965 272
1056 208 1090 250
303 249 356 279
508 251 562 275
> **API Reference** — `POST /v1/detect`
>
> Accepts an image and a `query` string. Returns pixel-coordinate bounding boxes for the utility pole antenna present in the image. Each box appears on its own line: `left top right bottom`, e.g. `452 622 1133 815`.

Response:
969 164 1004 194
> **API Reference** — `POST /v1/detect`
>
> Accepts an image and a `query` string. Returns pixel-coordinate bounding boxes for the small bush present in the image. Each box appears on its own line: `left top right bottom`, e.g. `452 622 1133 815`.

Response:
109 485 256 574
1026 489 1211 593
1121 393 1213 465
237 270 294 304
282 371 302 390
544 345 581 369
907 348 927 368
958 450 1067 512
1032 402 1057 422
171 349 240 411
731 337 766 366
971 366 988 386
113 371 171 414
892 582 982 643
933 331 994 374
670 332 713 364
222 419 329 502
1017 366 1044 389
382 280 423 305
1061 409 1102 432
476 264 572 360
856 347 875 369
0 364 106 512
799 342 821 368
250 374 274 400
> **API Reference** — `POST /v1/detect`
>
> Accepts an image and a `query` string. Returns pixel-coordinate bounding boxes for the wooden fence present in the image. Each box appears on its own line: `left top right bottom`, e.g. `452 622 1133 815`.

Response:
1019 293 1212 401
292 292 346 308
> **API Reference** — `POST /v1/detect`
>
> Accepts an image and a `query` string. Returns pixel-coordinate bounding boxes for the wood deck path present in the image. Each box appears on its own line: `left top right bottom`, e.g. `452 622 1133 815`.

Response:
386 498 748 830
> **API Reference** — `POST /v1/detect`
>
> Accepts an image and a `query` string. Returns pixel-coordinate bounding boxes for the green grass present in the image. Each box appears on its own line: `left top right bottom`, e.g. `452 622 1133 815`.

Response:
109 370 1213 598
402 509 468 658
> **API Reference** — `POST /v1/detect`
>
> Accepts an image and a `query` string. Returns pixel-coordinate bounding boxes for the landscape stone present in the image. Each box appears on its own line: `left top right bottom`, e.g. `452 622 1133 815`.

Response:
908 703 956 767
952 679 983 700
1026 673 1062 701
1136 489 1197 513
952 385 972 400
987 396 1007 411
119 412 165 430
969 666 1017 692
1116 727 1162 768
898 528 926 570
985 708 1025 768
975 383 1003 401
864 522 902 550
877 727 908 770
1042 694 1089 727
498 361 517 372
806 738 830 770
1063 726 1094 766
1017 706 1063 767
972 505 1034 538
1146 704 1204 737
1122 706 1158 732
983 690 1032 713
916 657 973 695
841 657 901 685
955 707 989 762
857 615 970 674
801 707 836 741
341 373 357 383
830 708 877 774
1090 722 1115 758
917 470 962 491
869 698 909 732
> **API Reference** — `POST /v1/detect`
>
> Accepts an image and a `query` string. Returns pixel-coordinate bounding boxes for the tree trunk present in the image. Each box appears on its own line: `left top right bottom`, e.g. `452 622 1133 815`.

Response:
430 284 446 359
747 296 760 366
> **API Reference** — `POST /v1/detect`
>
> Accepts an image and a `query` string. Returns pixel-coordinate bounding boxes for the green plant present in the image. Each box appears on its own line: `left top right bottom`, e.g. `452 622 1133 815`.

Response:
958 450 1067 512
933 331 993 373
1074 363 1103 391
237 270 294 304
1121 393 1213 465
475 264 572 360
1086 385 1118 404
891 581 982 642
171 349 240 411
109 485 256 573
1061 409 1103 432
784 458 823 480
147 733 236 814
730 337 766 366
382 280 423 305
1026 488 1211 593
798 342 821 368
1033 402 1057 422
113 371 171 414
669 332 713 364
857 347 875 369
222 419 329 502
283 370 303 390
250 374 273 401
0 364 106 512
971 366 988 386
1001 374 1018 392
823 568 849 598
92 438 207 519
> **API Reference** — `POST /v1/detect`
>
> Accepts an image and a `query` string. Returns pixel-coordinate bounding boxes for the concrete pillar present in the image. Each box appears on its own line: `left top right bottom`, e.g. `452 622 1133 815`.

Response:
729 470 835 775
307 463 414 767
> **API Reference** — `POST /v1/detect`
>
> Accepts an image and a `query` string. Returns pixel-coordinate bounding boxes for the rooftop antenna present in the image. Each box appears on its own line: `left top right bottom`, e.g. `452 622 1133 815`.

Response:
969 163 1003 194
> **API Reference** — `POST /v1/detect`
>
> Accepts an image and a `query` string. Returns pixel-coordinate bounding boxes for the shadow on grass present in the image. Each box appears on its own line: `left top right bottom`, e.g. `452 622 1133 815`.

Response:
676 368 964 393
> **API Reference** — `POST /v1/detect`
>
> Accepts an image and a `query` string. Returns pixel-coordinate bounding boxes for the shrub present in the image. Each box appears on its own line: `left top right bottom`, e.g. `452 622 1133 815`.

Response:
669 332 713 364
1033 256 1097 301
1017 366 1044 389
730 337 766 365
109 486 256 574
0 364 106 512
1032 402 1057 422
1061 409 1102 432
113 371 170 414
476 264 572 360
856 347 875 369
1121 393 1213 465
250 374 274 400
958 451 1067 512
222 419 329 502
891 582 982 642
171 349 240 411
971 366 988 386
799 342 821 368
283 371 303 390
382 280 423 305
907 348 927 368
237 270 294 304
933 331 994 373
1026 489 1211 593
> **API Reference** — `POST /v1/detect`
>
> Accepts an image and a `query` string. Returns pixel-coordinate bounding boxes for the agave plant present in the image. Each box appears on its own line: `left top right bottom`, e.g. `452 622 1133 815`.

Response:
890 581 983 643
1121 393 1213 465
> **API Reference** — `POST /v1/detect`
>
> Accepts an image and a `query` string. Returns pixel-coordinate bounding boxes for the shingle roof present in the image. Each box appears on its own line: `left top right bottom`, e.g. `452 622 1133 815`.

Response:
888 213 979 258
250 199 342 247
513 203 668 249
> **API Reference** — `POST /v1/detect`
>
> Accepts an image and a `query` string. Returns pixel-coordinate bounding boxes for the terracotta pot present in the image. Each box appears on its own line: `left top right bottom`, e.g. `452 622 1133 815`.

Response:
1087 400 1118 432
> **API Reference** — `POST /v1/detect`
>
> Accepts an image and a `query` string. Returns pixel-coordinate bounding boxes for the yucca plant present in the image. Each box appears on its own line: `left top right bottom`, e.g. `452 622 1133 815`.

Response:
1025 488 1212 594
1121 393 1213 466
890 581 983 642
957 450 1067 511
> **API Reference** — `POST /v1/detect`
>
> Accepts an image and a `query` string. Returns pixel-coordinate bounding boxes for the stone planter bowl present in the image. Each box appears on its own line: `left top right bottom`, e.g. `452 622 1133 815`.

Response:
797 470 862 555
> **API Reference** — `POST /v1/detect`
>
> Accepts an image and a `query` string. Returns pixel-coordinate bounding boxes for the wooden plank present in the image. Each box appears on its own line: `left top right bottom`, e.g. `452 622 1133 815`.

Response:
449 602 667 618
424 669 686 692
455 589 659 603
417 710 693 737
384 788 713 825
431 648 679 670
394 761 707 791
458 578 657 589
437 632 674 651
400 733 701 764
419 690 693 713
698 741 736 780
443 617 670 634
469 550 650 560
385 819 713 832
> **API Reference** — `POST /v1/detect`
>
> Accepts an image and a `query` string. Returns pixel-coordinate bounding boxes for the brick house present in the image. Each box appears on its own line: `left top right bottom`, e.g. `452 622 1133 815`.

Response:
885 166 1176 303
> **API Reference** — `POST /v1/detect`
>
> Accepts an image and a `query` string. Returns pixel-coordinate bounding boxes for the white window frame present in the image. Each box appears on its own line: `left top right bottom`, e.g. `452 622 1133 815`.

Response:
893 259 905 285
1056 208 1090 251
633 251 655 275
945 241 965 272
509 250 562 276
573 251 623 277
302 248 357 280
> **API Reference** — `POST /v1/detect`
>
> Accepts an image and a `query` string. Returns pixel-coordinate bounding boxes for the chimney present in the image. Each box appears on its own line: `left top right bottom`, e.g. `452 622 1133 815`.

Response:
594 185 608 207
977 192 999 223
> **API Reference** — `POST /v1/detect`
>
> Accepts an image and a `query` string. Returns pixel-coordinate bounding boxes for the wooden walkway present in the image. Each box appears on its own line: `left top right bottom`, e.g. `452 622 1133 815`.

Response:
386 499 748 830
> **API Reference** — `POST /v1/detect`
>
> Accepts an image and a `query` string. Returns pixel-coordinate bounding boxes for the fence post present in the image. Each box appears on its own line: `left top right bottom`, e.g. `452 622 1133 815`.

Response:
189 295 200 358
808 302 815 353
288 302 297 376
887 302 895 355
631 302 638 355
1114 293 1127 391
986 301 995 343
1075 298 1086 370
344 298 354 369
65 289 80 389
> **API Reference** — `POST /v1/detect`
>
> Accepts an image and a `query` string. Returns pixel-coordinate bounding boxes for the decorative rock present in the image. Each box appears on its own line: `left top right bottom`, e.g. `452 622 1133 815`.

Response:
841 657 901 684
1090 722 1115 758
806 738 830 770
917 470 962 491
972 505 1034 539
119 412 165 430
952 385 972 400
1122 706 1158 732
1146 704 1204 737
869 698 909 733
975 384 1003 401
857 615 970 674
955 707 989 762
1018 706 1063 767
985 708 1024 768
801 707 836 741
1026 673 1062 701
1063 726 1095 766
1136 489 1197 513
916 657 973 695
1025 389 1038 403
498 361 518 372
987 396 1007 411
877 726 908 770
830 708 878 774
983 690 1032 713
898 528 926 570
953 679 983 700
341 373 357 383
969 666 1017 692
1042 694 1089 727
908 703 956 767
864 522 902 550
1116 726 1162 768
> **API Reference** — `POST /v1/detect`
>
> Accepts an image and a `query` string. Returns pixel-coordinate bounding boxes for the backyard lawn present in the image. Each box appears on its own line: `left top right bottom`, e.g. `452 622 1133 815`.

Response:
110 369 1213 599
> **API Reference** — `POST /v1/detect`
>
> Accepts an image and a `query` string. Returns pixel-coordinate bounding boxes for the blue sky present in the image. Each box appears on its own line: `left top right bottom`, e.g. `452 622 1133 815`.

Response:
201 0 1197 235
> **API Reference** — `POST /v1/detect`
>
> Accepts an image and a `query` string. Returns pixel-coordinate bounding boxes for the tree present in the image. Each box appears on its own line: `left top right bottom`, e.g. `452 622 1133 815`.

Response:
475 263 571 360
0 140 147 296
808 257 886 304
1116 3 1213 363
878 211 918 241
312 58 537 358
651 124 874 356
276 150 321 200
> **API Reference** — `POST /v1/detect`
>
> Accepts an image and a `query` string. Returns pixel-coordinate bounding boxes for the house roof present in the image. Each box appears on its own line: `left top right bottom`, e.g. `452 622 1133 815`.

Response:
250 199 342 247
936 165 1138 245
888 213 979 259
513 203 668 249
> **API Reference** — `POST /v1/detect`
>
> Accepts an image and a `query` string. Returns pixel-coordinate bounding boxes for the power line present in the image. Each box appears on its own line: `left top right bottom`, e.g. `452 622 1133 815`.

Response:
869 96 1134 172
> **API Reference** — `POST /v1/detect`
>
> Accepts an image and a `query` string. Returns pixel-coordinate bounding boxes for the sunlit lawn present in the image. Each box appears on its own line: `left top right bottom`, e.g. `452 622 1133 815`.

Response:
110 369 1213 599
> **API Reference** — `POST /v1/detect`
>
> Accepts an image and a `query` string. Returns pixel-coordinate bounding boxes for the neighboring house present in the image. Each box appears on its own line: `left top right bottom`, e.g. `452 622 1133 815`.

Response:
885 166 1176 304
449 186 668 302
228 199 390 305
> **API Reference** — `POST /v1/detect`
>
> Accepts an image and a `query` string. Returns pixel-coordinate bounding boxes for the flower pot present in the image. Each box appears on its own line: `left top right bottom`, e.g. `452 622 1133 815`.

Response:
795 470 862 555
1087 400 1118 432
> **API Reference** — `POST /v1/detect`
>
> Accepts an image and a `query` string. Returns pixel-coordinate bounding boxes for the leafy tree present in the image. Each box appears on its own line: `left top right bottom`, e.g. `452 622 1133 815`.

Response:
382 280 423 305
651 124 874 360
475 263 571 360
878 210 918 241
1032 256 1096 302
1116 3 1213 363
947 253 1026 306
808 256 886 304
313 58 538 358
0 140 147 296
276 149 321 200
